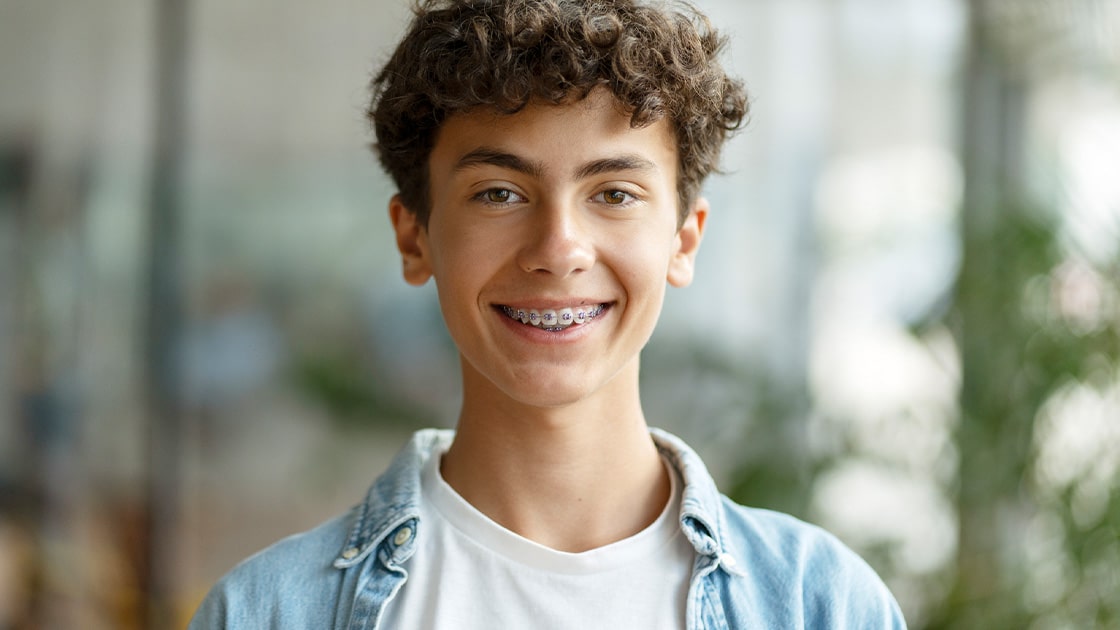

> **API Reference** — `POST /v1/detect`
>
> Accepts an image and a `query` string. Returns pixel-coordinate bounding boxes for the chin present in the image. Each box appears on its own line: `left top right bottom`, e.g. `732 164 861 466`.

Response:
505 367 635 411
504 385 595 410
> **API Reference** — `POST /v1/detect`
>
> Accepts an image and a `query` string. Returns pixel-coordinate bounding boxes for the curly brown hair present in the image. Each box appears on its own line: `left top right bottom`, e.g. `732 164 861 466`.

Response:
369 0 749 226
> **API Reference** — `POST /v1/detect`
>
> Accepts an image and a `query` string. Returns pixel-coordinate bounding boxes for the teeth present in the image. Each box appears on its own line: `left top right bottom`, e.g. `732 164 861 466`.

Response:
501 304 604 330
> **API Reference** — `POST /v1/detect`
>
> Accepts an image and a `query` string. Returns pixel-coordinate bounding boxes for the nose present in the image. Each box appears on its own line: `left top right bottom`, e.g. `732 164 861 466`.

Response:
515 202 595 277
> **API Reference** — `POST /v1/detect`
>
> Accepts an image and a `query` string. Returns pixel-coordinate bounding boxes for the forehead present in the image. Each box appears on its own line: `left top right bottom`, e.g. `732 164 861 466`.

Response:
429 89 679 179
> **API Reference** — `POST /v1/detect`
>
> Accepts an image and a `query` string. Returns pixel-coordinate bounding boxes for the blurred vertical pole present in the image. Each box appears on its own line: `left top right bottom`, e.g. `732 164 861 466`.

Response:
143 0 189 626
952 4 1002 620
937 0 1032 627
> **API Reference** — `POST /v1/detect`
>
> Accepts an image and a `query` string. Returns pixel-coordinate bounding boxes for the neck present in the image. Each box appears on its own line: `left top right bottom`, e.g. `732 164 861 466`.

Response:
440 357 669 552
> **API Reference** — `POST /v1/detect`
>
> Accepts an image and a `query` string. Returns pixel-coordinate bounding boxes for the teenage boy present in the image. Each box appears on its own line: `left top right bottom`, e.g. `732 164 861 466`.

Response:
190 0 907 628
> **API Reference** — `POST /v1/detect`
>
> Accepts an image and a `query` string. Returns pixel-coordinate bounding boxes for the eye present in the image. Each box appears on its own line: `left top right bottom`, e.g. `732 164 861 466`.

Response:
475 187 525 205
486 189 512 203
595 189 636 206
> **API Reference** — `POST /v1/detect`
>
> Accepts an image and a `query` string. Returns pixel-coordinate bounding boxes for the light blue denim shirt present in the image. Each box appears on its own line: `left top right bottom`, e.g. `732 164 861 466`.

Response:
189 428 907 629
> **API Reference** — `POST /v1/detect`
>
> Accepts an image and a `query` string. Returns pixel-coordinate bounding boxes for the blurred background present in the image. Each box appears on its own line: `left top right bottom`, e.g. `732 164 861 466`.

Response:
1 0 1118 627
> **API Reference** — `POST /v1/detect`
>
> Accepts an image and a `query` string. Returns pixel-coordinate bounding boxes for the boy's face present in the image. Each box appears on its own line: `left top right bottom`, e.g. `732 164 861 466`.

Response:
390 88 706 410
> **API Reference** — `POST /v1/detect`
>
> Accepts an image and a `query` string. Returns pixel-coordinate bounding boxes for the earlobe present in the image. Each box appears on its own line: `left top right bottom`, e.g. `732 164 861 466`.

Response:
389 195 433 286
667 197 708 288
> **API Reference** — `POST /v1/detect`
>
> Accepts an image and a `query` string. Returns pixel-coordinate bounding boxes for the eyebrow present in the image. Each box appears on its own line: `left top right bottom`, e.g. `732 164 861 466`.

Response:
454 148 544 177
453 147 659 180
574 155 659 179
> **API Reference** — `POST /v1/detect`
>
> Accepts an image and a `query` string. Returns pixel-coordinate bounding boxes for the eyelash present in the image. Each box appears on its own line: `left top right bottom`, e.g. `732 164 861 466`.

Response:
472 188 526 206
593 189 638 207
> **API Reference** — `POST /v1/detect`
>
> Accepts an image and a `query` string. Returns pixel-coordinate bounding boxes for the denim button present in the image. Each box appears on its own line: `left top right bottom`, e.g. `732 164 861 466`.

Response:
393 527 413 546
341 547 359 560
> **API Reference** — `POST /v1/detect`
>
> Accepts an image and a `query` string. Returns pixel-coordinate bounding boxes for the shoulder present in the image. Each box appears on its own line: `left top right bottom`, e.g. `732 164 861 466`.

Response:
719 498 861 571
715 499 907 628
188 509 356 629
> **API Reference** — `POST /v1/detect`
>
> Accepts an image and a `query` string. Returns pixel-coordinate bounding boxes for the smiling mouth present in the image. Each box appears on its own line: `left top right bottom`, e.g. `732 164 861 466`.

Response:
498 303 608 332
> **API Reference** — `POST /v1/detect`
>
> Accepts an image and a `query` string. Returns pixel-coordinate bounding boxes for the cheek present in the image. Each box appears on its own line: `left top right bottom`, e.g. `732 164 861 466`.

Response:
427 229 501 305
612 230 677 277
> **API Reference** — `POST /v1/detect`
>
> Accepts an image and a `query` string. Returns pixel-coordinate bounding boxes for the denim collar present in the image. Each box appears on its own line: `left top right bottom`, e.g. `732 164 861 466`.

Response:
332 428 743 575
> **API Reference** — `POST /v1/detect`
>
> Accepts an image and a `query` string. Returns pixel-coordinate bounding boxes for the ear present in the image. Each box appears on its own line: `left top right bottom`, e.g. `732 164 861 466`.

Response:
667 197 707 288
389 194 433 286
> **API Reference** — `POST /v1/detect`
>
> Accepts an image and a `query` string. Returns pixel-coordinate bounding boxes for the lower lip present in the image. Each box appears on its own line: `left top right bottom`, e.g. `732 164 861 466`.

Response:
495 305 610 342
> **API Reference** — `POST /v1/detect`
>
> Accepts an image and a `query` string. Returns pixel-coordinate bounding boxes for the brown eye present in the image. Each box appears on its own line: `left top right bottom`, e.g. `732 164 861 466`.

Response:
486 189 512 203
602 190 629 205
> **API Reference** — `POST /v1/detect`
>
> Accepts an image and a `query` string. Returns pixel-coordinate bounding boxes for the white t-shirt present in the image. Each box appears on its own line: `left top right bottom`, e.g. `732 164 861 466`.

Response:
380 447 695 629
